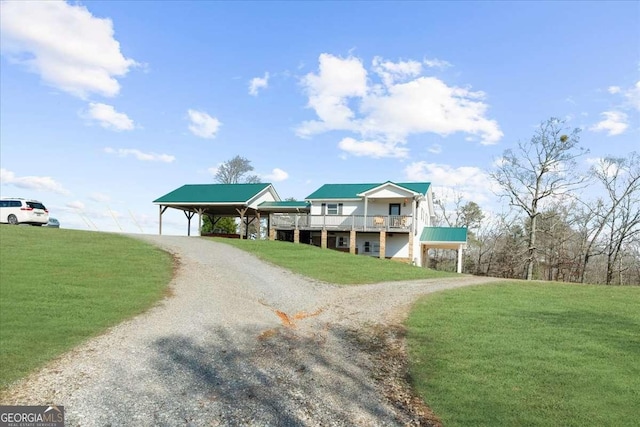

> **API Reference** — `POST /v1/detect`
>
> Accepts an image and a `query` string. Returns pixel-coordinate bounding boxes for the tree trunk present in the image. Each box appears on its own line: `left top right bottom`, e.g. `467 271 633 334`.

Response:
526 214 537 280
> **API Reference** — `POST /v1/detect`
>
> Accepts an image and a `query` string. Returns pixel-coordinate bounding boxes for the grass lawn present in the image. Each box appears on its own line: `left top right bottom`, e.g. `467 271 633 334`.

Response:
407 281 640 427
0 226 172 389
213 238 456 284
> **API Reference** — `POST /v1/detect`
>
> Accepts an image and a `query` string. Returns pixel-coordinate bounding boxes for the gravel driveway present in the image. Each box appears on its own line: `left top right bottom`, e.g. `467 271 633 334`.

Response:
1 235 497 426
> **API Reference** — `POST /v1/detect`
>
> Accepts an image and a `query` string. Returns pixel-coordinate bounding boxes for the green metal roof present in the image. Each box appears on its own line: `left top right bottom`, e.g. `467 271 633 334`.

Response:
305 182 430 200
258 201 310 208
420 227 468 243
154 183 271 204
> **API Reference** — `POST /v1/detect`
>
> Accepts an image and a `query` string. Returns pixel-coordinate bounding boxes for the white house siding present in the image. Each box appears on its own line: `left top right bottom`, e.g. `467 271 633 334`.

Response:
249 187 279 209
323 232 409 260
385 233 410 258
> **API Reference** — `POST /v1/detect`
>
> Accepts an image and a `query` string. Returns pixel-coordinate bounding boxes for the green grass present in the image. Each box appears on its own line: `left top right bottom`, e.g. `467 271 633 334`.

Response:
0 226 172 389
406 281 640 427
212 238 456 284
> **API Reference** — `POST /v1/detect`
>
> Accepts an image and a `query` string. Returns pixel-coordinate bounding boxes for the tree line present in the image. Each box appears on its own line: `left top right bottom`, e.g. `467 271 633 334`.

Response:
436 118 639 285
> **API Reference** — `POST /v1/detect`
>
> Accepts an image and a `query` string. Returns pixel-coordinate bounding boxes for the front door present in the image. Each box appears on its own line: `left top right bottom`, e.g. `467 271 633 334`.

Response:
389 203 401 216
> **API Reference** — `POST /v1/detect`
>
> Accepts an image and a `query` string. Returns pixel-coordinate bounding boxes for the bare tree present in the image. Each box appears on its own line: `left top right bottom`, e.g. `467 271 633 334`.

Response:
575 154 640 283
596 154 640 284
214 155 260 184
491 118 588 280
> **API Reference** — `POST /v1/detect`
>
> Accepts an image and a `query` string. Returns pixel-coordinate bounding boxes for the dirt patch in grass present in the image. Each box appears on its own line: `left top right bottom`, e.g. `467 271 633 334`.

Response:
352 323 442 427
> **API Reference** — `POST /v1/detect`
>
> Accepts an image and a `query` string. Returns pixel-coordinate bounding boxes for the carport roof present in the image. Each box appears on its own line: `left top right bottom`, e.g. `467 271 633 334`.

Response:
258 201 310 210
420 227 468 243
154 183 272 204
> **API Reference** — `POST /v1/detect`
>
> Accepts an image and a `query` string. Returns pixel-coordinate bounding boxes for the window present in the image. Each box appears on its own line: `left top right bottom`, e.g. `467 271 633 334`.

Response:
337 236 347 248
389 203 401 216
363 241 379 253
326 203 343 215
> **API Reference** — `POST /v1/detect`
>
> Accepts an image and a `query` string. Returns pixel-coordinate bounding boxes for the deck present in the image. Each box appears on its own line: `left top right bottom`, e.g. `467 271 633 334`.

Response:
269 213 412 232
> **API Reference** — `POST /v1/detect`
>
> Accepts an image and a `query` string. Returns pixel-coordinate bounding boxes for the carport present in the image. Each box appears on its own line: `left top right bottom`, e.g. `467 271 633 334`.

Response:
420 227 468 273
153 183 281 237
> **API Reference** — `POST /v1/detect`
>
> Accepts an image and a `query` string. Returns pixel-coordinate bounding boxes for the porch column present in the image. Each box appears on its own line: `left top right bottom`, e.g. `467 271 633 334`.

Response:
349 230 356 255
294 229 300 244
321 229 327 249
364 196 369 230
379 230 386 259
269 227 276 241
408 229 414 263
457 246 463 274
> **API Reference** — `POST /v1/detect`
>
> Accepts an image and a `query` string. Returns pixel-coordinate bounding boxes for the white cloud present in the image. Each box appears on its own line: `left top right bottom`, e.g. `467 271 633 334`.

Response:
89 192 110 203
104 147 175 162
625 81 640 111
187 109 221 139
66 200 85 210
84 102 134 131
297 53 368 136
608 86 621 94
262 168 289 182
0 0 137 98
0 168 70 195
589 111 629 136
296 54 502 158
248 72 269 96
404 161 495 203
372 56 422 87
338 137 408 159
423 58 452 69
428 144 442 154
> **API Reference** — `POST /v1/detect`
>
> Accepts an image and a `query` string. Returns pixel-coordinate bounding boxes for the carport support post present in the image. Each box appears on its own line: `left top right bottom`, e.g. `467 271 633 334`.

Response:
255 212 261 239
236 208 248 239
158 205 168 235
457 247 463 273
379 230 386 259
197 208 205 236
294 229 300 244
321 229 327 249
183 210 196 236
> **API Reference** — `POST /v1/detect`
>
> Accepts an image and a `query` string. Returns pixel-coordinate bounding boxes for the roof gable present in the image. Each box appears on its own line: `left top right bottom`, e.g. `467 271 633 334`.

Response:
306 182 430 200
154 183 273 204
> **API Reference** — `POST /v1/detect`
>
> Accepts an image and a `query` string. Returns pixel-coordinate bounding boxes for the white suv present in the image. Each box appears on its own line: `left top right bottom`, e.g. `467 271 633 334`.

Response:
0 198 50 226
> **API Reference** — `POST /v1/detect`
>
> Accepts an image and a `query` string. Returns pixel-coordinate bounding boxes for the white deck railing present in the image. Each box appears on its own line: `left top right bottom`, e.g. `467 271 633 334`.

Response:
270 214 412 231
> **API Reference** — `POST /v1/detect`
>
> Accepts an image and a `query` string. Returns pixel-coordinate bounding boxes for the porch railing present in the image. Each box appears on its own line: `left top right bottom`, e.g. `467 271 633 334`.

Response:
270 214 412 231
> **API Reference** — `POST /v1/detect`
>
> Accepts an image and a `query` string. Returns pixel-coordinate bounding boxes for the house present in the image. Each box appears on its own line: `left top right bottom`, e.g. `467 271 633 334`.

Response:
266 181 467 271
153 181 467 272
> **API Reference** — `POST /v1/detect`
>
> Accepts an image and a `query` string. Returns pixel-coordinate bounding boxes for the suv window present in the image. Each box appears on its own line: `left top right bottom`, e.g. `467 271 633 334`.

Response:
10 201 21 207
27 202 46 210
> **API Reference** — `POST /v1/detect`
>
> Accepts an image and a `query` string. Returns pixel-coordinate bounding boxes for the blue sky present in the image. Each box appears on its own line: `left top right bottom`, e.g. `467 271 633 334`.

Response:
1 1 638 235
